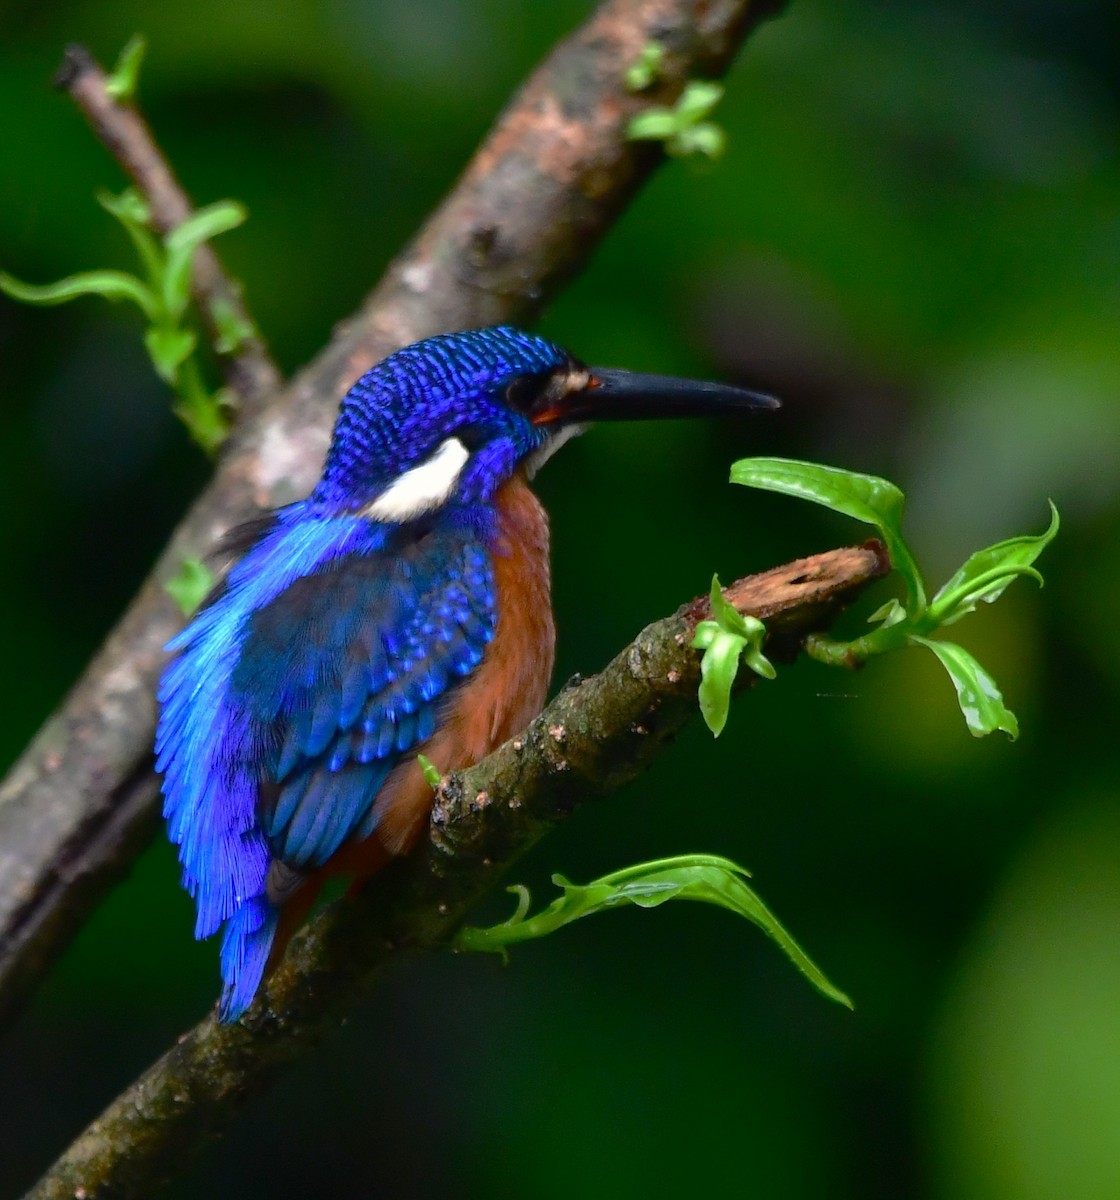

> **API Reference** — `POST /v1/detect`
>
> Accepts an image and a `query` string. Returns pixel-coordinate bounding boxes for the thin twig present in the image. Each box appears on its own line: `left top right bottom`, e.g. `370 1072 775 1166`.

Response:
54 43 283 413
25 543 887 1200
0 0 785 1034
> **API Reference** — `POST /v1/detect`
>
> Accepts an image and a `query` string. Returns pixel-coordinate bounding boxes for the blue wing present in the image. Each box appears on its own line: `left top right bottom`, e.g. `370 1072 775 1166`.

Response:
233 528 494 871
157 507 495 1016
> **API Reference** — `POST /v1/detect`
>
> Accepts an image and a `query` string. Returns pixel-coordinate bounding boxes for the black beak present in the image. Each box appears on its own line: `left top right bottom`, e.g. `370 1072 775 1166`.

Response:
566 367 779 423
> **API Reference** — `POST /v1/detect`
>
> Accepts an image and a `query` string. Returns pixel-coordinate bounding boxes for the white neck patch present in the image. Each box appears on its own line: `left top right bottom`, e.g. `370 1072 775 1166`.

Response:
361 436 470 523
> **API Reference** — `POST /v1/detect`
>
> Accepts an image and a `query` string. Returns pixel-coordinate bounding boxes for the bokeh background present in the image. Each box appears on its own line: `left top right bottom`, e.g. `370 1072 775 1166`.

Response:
2 1 1118 1196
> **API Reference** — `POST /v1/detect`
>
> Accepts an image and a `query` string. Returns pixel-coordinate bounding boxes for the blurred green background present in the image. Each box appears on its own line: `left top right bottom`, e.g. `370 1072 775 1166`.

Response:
2 1 1118 1196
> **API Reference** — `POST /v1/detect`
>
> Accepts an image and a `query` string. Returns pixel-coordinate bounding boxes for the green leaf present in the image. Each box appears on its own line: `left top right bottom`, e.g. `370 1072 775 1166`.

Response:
743 642 778 682
929 502 1059 624
144 326 196 383
211 297 257 354
694 623 744 736
97 188 163 286
910 636 1019 739
669 123 726 159
457 854 852 1008
675 80 723 121
730 457 927 614
627 110 680 141
706 572 755 640
96 188 150 227
164 200 249 255
171 358 229 454
692 575 774 736
627 81 725 158
104 34 147 101
162 200 248 317
0 268 158 321
866 597 908 628
164 556 214 616
417 754 442 789
624 41 664 92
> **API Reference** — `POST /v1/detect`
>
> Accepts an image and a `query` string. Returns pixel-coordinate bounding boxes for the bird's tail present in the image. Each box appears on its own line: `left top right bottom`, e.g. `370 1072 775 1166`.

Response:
219 895 279 1022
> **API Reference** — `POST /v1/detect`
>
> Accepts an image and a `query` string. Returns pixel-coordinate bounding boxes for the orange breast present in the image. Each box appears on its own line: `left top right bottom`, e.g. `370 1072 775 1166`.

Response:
370 470 556 855
266 474 555 968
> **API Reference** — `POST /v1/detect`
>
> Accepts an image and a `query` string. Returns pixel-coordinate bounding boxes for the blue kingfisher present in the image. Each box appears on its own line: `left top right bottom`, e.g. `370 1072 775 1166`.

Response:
156 325 777 1019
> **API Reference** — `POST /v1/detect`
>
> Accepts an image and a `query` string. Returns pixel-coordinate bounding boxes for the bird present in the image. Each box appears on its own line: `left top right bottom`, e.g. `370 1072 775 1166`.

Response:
156 325 777 1021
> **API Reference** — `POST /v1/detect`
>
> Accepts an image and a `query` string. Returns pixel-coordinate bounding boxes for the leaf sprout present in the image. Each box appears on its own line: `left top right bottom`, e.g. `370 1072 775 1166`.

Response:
457 853 852 1008
727 457 1059 739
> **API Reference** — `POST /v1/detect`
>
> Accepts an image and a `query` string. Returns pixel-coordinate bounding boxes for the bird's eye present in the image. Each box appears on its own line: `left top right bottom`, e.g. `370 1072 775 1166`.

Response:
504 371 554 415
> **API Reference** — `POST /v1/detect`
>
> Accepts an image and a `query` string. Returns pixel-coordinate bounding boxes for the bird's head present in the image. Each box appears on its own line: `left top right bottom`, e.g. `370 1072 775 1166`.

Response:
313 325 777 521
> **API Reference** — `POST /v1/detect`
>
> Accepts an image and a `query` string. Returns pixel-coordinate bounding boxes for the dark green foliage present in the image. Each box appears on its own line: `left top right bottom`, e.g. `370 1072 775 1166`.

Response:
1 3 1117 1198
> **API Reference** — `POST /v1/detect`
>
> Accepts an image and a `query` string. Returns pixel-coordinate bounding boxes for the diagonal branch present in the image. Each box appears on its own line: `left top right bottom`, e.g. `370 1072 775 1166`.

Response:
0 0 785 1034
54 43 284 414
25 542 888 1200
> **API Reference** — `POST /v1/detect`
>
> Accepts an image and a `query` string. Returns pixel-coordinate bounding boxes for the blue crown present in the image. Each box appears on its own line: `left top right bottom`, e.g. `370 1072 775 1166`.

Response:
313 326 569 510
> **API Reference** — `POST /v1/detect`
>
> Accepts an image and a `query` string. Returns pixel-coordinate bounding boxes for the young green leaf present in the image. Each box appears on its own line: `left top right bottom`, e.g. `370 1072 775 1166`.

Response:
671 123 726 158
171 359 230 454
692 575 774 736
731 458 927 614
164 200 249 254
627 80 727 159
624 41 665 91
211 297 257 354
162 200 248 318
164 557 214 616
144 326 197 383
910 635 1019 739
96 188 150 227
866 598 908 629
416 754 442 789
0 268 158 321
675 80 723 122
104 34 147 101
694 623 744 736
628 110 680 141
929 501 1059 624
457 854 852 1008
728 457 1055 740
97 188 163 285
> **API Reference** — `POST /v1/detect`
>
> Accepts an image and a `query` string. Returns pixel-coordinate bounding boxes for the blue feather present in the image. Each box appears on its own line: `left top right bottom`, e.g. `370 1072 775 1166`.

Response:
338 663 368 731
276 706 311 781
394 711 418 754
305 692 342 759
219 896 278 1021
416 705 437 742
263 766 312 839
375 719 398 760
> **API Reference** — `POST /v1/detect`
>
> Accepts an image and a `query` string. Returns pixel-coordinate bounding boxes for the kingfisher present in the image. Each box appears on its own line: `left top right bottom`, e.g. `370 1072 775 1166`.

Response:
156 325 777 1020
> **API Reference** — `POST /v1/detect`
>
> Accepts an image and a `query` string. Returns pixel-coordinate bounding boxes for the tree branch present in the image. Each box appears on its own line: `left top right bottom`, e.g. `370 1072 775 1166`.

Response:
0 0 785 1033
25 542 888 1200
54 43 284 414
